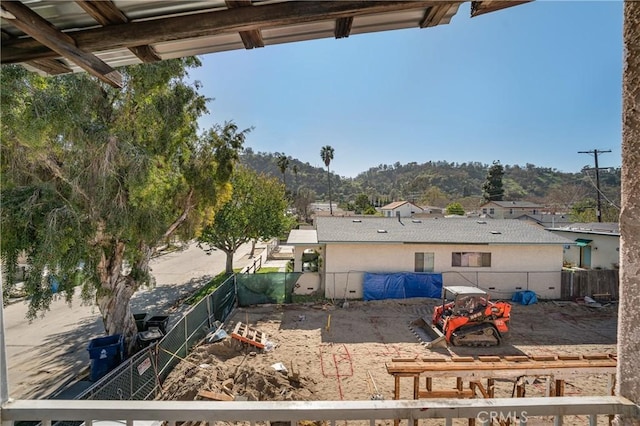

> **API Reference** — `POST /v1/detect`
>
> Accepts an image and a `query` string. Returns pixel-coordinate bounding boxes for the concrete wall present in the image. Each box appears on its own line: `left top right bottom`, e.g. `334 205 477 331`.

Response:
323 243 564 299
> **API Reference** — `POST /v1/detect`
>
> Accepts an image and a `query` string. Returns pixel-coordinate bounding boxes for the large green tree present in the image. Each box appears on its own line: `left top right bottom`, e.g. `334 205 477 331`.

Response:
0 61 246 350
482 161 505 202
197 166 290 274
320 145 335 215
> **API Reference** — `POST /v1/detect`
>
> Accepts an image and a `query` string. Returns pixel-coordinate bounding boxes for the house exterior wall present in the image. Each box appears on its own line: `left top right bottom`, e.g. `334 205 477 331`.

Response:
382 203 420 218
551 231 621 270
480 202 541 219
323 243 564 300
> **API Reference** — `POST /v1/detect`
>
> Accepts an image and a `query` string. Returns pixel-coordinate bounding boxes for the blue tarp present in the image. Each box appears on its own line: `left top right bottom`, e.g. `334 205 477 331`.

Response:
363 272 443 301
512 290 538 305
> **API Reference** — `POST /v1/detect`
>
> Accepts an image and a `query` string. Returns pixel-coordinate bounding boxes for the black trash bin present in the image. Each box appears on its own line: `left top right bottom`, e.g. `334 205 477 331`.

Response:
133 313 148 332
87 334 124 382
144 315 169 334
136 327 164 351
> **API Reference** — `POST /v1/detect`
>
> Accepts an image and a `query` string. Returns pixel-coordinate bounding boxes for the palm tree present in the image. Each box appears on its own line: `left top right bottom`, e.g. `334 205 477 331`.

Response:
320 145 335 215
292 164 299 194
276 154 289 189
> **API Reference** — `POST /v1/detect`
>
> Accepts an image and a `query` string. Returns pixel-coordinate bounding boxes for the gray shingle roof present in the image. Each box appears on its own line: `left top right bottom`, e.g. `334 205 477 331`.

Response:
315 217 572 245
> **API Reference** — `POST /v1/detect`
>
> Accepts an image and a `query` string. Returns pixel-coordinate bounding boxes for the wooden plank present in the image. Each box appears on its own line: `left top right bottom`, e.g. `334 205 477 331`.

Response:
231 322 267 349
76 0 162 62
478 356 501 362
1 0 122 87
334 16 353 39
471 381 490 398
197 390 234 401
504 356 530 362
531 355 557 361
452 357 475 362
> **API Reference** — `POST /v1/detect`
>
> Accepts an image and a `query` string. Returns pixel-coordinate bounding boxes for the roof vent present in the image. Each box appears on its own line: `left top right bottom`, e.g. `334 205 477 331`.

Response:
377 229 387 233
491 231 502 234
412 219 422 223
477 220 487 224
352 219 362 223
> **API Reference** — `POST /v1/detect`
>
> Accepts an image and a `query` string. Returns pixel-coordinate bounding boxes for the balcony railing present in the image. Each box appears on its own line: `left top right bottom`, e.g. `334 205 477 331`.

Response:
2 396 639 426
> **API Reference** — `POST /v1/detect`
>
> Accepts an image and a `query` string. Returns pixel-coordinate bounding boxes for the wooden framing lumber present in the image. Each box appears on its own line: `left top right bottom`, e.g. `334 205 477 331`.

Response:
2 1 442 64
470 1 532 17
231 322 267 349
225 1 265 49
76 0 161 62
0 1 122 87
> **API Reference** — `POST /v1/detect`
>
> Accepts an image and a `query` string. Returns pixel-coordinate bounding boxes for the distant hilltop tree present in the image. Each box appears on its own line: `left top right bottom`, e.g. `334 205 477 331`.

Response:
482 161 505 202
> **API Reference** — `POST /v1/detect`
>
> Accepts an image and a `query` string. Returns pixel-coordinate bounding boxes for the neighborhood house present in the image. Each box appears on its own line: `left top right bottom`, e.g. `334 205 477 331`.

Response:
479 200 544 219
287 216 573 300
380 201 423 218
547 222 620 270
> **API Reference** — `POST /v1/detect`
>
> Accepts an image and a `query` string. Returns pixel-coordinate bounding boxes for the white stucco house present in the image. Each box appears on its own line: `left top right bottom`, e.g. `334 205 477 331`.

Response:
287 216 573 300
479 200 544 219
380 201 423 218
547 222 620 270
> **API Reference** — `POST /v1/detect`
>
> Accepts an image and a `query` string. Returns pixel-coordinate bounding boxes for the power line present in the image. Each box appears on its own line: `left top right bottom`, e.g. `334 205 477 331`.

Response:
578 149 611 222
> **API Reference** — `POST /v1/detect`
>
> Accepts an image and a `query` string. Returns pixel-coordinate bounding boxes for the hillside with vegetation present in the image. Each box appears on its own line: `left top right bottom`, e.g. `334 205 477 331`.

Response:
240 148 621 214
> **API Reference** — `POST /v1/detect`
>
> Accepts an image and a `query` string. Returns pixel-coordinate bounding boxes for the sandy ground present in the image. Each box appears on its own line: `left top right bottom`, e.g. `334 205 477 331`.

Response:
158 298 618 425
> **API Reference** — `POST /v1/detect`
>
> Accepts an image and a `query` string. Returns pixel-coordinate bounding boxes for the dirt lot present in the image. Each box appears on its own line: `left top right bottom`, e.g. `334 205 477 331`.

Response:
158 298 618 424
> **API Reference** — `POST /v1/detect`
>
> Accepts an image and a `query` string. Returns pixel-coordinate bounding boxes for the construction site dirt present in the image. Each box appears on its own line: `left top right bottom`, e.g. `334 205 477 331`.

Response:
157 298 618 425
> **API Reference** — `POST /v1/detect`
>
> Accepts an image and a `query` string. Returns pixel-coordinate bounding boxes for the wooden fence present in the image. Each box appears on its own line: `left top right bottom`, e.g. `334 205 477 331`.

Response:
561 269 619 300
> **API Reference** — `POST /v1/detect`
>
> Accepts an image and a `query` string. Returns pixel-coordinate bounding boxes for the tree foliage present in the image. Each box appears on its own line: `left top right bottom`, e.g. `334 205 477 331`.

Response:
197 166 291 273
445 202 465 216
482 161 505 202
241 152 620 212
569 198 619 223
0 61 245 349
320 145 335 214
276 153 289 188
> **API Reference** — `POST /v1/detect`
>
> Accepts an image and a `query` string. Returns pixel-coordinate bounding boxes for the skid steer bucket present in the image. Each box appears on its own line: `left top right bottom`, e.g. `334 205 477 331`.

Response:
409 317 447 348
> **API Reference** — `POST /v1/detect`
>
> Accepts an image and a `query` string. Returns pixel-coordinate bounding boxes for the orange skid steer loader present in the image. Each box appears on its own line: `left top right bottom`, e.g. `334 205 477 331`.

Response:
411 286 511 347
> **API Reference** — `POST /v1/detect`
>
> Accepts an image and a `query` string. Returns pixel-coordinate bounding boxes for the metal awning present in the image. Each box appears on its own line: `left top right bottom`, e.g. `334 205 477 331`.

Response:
575 238 593 247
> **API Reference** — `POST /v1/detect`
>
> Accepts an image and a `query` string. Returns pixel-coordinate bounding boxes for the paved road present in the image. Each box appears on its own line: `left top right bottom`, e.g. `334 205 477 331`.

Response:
4 242 256 399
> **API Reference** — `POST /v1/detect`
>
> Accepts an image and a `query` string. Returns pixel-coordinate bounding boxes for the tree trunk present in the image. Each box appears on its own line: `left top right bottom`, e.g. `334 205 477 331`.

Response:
225 249 235 274
95 240 145 355
250 239 257 258
96 276 138 355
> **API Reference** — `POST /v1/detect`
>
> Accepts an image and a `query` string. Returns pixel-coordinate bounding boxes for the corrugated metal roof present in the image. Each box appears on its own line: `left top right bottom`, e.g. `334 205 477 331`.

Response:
316 216 573 245
1 1 465 76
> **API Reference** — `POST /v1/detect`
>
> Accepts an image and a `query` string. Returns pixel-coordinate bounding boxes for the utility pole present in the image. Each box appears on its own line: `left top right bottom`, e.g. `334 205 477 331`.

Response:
578 149 611 222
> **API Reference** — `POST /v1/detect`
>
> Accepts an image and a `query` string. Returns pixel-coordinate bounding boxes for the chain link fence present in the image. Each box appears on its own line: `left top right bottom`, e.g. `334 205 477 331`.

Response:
75 274 237 401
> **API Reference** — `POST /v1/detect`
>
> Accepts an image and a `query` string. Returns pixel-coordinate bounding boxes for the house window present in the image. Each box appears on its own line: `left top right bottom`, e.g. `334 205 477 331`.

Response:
482 208 487 214
452 252 491 267
532 209 538 214
302 249 319 272
509 208 514 215
489 208 495 215
415 252 434 272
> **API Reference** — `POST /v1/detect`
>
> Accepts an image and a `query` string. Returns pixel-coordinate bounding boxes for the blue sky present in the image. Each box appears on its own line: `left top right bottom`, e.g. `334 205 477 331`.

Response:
189 1 623 178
